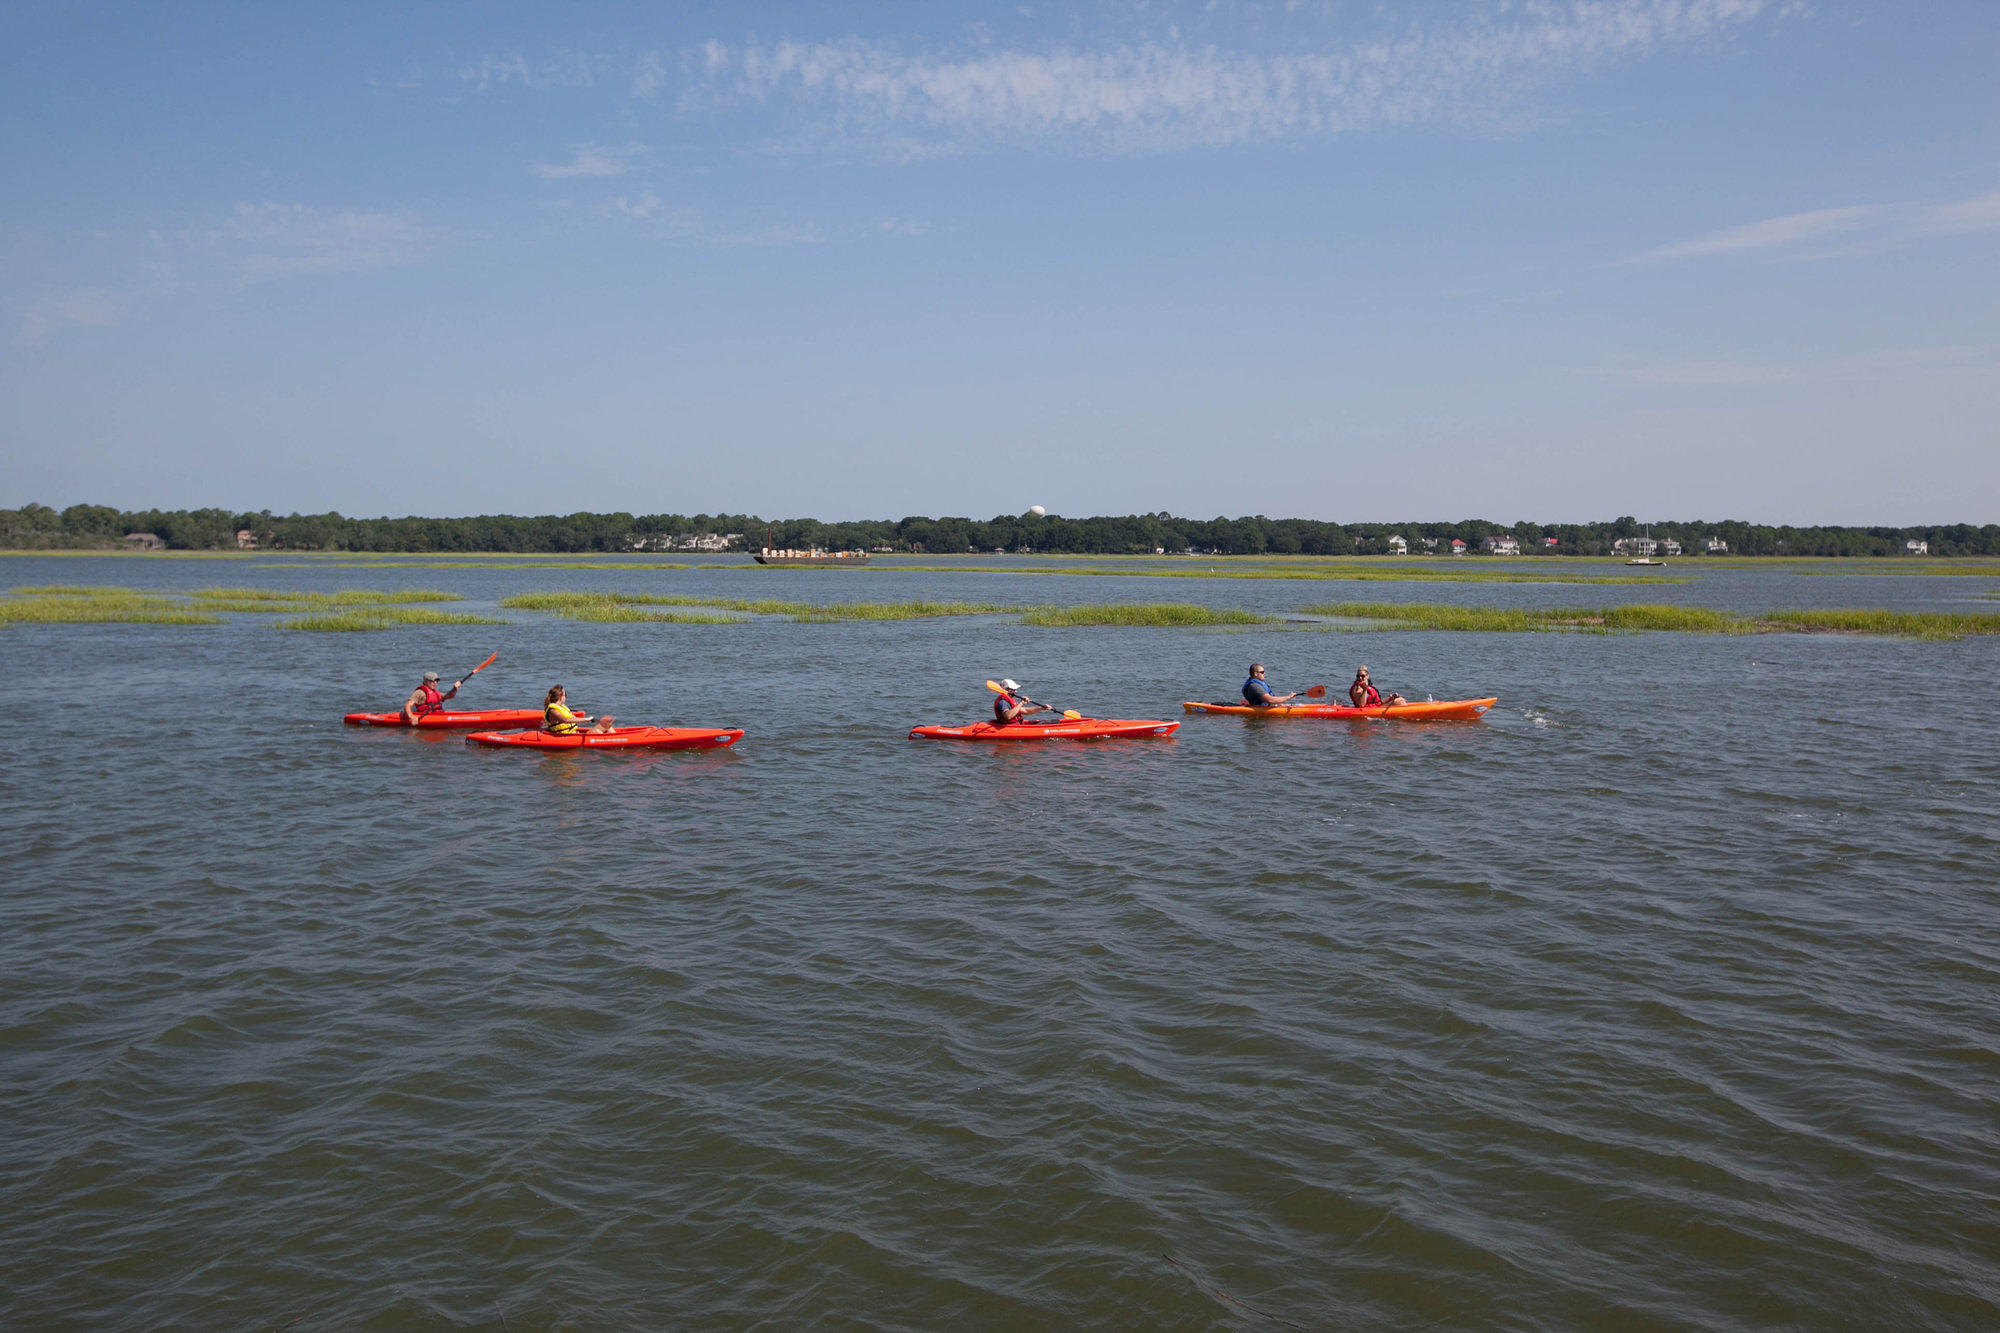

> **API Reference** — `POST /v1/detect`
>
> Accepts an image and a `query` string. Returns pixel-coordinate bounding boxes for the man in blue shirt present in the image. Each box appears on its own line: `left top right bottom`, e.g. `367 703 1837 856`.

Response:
1242 663 1299 707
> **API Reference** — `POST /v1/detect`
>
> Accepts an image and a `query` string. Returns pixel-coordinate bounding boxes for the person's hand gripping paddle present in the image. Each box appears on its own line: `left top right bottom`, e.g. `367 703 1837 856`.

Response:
984 679 1084 720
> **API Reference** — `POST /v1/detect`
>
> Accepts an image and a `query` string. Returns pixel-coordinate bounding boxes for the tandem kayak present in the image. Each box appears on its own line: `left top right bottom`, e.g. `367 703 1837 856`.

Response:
910 718 1179 742
345 708 550 729
1181 697 1496 721
465 726 744 751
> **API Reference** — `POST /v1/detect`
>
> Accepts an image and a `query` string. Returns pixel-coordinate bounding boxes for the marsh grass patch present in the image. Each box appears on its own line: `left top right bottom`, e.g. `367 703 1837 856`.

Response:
1757 608 2000 641
1020 602 1275 627
499 591 1018 621
1301 601 2000 639
0 592 224 625
275 607 507 632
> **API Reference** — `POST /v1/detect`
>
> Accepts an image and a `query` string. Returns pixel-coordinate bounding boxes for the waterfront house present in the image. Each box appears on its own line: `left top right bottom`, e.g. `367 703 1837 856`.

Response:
1705 537 1729 554
1386 534 1408 554
1906 539 1929 555
1544 536 1560 548
1449 538 1467 556
1420 537 1439 551
1659 538 1682 556
1611 536 1659 557
234 529 259 549
1483 535 1521 556
122 532 164 550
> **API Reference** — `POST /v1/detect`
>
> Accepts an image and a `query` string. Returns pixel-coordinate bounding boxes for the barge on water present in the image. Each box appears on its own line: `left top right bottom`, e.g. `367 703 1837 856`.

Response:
753 548 871 567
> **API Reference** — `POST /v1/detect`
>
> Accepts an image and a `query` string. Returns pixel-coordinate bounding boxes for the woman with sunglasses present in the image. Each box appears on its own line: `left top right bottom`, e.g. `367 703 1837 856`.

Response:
1348 665 1407 708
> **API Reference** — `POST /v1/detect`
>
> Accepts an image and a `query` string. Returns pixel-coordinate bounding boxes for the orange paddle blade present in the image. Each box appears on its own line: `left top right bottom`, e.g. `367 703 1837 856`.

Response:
469 653 499 675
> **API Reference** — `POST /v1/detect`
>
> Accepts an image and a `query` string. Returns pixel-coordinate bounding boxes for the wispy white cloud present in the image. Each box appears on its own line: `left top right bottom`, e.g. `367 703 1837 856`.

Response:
458 50 601 92
683 0 1778 154
12 264 179 347
223 203 448 284
530 143 637 179
459 1 1782 156
1627 190 2000 263
602 191 822 247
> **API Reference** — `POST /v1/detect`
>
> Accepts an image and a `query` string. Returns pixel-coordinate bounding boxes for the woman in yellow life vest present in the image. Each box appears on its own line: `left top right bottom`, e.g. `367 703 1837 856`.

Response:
543 684 615 735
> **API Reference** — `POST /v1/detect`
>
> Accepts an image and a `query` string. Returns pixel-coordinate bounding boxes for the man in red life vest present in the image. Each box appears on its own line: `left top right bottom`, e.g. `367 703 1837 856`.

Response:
992 679 1053 725
401 669 462 724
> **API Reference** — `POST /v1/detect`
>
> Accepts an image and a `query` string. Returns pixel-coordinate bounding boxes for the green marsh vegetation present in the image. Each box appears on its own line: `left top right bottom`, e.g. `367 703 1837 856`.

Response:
1 585 223 625
1757 609 2000 641
275 607 507 632
498 591 1021 622
1303 602 2000 639
1 583 485 629
187 587 468 614
1020 603 1275 627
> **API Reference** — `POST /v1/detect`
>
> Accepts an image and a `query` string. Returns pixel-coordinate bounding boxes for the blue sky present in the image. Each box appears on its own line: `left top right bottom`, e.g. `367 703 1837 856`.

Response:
2 1 1995 523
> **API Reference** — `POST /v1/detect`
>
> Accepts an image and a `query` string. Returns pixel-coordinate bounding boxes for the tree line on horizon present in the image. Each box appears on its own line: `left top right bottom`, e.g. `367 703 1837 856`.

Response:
3 502 1996 557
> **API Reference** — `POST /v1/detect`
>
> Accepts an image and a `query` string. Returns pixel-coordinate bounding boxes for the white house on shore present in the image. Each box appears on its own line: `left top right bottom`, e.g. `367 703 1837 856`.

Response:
1906 539 1929 555
1659 537 1682 556
1386 534 1408 554
1449 538 1468 555
1483 534 1521 555
122 532 164 550
1611 536 1658 557
1705 537 1729 554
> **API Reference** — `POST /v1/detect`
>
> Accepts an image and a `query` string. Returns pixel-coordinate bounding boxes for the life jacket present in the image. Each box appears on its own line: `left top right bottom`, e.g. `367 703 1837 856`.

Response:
545 701 579 735
1243 677 1273 705
413 681 444 716
994 692 1019 723
1355 682 1383 707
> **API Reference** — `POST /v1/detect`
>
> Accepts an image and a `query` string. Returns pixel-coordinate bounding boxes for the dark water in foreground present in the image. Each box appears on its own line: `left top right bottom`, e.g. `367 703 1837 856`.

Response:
3 557 1998 1329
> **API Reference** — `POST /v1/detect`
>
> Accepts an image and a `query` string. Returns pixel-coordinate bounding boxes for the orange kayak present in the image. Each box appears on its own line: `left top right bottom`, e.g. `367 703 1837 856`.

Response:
345 708 549 729
910 718 1178 741
465 726 743 750
1181 697 1497 721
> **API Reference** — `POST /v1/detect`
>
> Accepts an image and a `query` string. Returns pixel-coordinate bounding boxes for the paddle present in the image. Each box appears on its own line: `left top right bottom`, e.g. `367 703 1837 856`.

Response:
1248 683 1325 704
984 679 1084 721
454 652 498 696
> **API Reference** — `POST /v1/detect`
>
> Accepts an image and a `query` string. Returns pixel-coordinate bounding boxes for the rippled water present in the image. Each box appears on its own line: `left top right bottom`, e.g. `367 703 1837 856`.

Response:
3 556 1998 1328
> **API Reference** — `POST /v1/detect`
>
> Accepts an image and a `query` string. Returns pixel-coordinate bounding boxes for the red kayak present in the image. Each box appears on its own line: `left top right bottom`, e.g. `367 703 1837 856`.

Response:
345 708 549 729
1181 698 1496 721
910 718 1179 742
465 726 743 751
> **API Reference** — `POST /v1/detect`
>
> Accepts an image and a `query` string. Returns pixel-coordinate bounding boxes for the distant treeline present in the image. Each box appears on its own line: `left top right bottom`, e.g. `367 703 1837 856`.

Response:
4 502 1997 557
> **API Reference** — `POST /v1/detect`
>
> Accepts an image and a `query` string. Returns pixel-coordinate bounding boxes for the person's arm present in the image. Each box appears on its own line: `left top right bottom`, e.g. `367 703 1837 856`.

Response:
402 687 424 722
444 680 462 700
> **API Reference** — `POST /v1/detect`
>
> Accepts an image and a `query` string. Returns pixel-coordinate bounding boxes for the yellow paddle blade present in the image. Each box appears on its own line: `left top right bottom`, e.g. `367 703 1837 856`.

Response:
984 679 1006 693
1061 710 1083 720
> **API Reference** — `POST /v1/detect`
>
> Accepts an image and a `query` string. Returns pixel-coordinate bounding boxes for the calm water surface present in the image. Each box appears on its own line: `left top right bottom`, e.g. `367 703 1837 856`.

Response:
3 556 1998 1329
